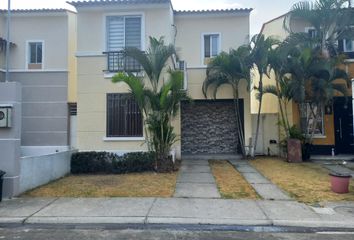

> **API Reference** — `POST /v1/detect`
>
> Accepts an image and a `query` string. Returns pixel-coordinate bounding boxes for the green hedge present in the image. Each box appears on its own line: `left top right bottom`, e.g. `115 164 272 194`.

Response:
71 151 155 174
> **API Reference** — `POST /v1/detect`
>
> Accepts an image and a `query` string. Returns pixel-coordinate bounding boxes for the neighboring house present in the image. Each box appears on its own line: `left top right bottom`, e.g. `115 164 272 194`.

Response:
69 0 252 158
253 13 354 156
0 9 77 156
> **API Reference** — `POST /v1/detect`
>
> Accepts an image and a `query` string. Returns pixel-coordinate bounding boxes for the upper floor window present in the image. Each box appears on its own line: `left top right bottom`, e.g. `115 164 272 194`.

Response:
343 39 354 52
106 15 142 72
27 41 43 70
106 15 142 51
202 33 220 65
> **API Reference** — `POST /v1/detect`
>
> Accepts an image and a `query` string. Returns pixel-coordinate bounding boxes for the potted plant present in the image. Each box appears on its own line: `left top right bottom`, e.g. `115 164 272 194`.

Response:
286 125 304 163
329 172 352 194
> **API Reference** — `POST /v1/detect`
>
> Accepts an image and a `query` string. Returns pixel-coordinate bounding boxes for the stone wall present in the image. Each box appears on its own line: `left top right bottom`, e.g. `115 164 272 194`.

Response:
181 100 243 155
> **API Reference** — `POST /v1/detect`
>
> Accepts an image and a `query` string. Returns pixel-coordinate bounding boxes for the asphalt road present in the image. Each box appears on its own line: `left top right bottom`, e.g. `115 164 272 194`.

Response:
1 228 354 240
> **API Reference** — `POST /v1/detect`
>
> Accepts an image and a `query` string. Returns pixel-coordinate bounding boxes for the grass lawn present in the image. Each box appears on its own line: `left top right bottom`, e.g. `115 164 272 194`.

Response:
24 172 178 198
250 157 354 204
209 160 259 199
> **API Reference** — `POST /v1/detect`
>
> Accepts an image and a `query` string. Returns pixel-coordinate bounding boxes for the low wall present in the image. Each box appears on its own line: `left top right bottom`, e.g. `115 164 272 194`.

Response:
19 150 77 194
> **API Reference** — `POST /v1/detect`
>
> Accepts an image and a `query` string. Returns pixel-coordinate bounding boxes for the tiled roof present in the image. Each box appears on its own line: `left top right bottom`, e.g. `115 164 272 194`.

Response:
174 8 253 15
68 0 171 7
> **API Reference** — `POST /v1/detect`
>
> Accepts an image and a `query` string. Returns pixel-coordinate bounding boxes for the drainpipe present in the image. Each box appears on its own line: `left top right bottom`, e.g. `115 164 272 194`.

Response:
5 0 11 82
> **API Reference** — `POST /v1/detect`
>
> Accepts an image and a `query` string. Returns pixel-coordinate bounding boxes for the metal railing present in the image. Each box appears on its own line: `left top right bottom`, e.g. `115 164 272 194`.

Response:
103 51 143 73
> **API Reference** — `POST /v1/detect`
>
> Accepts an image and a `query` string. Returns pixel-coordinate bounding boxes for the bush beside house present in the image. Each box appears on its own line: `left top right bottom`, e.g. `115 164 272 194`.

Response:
71 152 155 174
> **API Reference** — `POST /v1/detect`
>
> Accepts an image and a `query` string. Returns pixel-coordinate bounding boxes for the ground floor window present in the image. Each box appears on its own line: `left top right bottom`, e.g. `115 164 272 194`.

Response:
300 102 325 136
106 93 143 137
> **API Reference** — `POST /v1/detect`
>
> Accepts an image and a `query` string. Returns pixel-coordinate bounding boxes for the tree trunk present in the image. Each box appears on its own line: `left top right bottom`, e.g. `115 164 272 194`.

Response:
233 85 246 157
275 74 289 139
253 76 263 156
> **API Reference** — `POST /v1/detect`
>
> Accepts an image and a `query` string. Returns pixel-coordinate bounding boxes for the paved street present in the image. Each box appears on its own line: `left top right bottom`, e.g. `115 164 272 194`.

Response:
1 227 354 240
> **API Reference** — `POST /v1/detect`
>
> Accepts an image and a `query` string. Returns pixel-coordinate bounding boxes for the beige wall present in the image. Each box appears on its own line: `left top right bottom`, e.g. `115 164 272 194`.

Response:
7 13 69 70
175 13 250 67
76 5 174 53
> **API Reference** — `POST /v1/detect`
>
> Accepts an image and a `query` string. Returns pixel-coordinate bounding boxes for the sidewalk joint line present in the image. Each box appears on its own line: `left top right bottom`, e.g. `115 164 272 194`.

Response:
144 198 157 224
22 198 60 225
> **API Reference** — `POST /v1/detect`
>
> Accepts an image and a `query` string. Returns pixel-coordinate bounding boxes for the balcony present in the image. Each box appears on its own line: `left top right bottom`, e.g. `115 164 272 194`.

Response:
103 51 143 73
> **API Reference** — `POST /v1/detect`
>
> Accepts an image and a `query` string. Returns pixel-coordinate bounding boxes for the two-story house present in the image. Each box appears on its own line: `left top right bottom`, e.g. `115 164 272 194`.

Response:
0 9 77 156
253 12 354 156
69 0 252 159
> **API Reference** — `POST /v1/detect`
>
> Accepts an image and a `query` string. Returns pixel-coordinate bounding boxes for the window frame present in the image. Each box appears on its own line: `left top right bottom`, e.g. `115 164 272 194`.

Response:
26 40 44 70
343 39 354 52
104 12 145 52
201 32 221 65
300 102 325 138
106 93 144 139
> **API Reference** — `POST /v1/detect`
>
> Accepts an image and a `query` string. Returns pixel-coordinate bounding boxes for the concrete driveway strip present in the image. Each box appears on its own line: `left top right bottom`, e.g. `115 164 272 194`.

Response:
147 198 271 225
0 198 57 223
27 198 156 224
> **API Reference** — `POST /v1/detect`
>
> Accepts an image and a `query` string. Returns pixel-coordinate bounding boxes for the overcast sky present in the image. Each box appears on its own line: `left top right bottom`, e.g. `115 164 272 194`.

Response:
0 0 301 34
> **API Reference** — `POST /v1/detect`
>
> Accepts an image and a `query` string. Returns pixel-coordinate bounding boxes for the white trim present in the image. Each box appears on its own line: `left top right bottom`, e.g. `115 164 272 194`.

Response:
25 40 45 70
75 51 106 57
103 137 145 142
200 32 221 66
103 12 146 52
104 72 116 79
312 135 327 139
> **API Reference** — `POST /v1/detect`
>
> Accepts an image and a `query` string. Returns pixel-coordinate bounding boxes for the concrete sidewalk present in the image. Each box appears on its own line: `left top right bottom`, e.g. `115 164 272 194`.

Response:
1 197 354 229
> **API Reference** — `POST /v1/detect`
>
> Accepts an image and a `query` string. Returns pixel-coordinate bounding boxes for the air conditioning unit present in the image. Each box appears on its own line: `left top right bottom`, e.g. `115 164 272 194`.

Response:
0 105 12 128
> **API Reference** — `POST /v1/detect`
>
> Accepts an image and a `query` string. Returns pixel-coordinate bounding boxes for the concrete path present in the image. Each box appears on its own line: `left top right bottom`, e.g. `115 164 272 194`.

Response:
2 197 354 228
229 160 291 201
320 164 354 178
173 160 221 198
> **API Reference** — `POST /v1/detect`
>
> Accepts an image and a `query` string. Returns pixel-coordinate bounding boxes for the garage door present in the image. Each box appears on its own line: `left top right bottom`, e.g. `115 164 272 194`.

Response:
181 100 243 155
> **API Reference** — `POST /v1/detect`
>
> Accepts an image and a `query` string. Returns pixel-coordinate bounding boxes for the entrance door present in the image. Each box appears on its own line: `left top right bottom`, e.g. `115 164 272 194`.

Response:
334 97 354 154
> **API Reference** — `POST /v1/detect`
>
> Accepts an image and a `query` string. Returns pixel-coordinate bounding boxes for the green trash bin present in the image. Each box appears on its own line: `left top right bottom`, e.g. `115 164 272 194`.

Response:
0 170 5 202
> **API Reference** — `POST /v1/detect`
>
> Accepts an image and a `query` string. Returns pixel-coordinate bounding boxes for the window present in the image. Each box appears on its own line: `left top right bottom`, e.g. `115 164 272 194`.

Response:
203 34 220 63
106 15 142 71
307 29 317 39
343 39 354 52
27 41 43 69
106 93 143 137
300 103 325 136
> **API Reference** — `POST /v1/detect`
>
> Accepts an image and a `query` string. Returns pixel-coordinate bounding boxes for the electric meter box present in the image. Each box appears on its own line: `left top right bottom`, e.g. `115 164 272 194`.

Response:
0 105 12 128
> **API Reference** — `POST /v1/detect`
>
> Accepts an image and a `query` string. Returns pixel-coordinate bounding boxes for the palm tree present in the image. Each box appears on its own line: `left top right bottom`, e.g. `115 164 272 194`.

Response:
284 0 353 57
202 46 251 157
112 37 189 172
285 46 350 142
249 34 280 155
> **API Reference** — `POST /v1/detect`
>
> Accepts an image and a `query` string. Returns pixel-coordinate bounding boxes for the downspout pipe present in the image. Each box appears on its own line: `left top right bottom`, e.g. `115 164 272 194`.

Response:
5 0 11 82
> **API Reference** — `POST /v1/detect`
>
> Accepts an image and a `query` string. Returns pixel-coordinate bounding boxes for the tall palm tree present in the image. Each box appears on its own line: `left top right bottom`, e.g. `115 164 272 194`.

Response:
285 47 350 141
284 0 353 57
249 34 280 155
112 37 189 172
202 46 251 157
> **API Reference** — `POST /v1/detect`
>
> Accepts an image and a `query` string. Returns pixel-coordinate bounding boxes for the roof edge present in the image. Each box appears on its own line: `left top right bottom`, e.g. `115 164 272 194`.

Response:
174 8 253 15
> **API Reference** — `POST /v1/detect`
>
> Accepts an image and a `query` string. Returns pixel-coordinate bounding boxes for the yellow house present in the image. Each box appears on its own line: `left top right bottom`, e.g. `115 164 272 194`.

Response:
68 0 253 158
253 13 354 156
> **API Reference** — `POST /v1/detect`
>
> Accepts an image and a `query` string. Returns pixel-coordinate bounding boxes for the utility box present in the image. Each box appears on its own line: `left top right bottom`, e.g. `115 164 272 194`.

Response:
0 105 12 128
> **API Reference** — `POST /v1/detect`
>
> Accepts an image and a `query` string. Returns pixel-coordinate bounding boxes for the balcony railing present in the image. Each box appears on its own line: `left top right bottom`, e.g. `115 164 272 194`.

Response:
103 51 143 73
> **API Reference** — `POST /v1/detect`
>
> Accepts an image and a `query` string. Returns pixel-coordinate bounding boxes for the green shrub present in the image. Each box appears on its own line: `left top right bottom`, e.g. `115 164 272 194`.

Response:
71 151 155 174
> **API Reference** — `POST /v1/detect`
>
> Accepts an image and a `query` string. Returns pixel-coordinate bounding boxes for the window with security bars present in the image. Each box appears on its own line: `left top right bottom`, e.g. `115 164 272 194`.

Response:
106 93 143 137
300 103 325 136
106 15 142 72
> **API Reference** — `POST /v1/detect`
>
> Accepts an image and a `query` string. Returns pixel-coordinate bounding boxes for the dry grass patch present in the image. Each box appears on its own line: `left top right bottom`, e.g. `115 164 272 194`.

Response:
209 160 259 199
250 157 354 204
24 172 178 198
